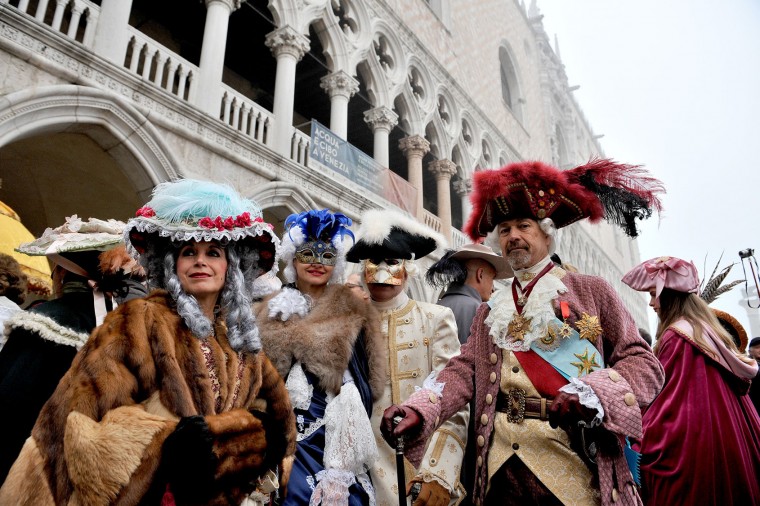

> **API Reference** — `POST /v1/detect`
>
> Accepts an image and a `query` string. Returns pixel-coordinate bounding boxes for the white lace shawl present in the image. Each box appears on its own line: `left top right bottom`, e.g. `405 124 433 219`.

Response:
309 370 378 506
486 273 568 352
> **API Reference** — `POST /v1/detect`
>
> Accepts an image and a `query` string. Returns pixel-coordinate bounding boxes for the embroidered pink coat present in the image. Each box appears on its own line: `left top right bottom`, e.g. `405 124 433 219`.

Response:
403 270 665 506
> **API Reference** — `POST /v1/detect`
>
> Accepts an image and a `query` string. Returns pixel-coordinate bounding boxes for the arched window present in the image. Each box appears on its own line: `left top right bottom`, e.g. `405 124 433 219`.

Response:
499 45 523 122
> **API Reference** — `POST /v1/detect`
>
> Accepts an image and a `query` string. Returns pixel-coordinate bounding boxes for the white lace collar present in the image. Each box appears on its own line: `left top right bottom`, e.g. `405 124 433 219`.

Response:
486 260 567 352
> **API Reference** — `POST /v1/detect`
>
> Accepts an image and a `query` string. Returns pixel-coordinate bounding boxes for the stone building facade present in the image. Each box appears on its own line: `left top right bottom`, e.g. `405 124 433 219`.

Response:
0 0 649 325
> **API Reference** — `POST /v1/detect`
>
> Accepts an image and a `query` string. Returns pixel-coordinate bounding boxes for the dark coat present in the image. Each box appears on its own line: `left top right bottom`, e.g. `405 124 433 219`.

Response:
0 291 95 483
437 282 482 344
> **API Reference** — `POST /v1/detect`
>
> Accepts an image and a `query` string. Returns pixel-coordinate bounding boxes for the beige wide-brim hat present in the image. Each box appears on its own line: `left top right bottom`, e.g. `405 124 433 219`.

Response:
450 243 513 279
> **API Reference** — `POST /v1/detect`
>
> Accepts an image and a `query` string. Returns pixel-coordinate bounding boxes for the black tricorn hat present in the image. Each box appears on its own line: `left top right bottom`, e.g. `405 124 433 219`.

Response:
346 209 446 263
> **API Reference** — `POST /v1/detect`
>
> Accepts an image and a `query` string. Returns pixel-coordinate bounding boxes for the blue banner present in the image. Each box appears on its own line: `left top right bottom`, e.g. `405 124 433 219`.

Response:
309 121 385 194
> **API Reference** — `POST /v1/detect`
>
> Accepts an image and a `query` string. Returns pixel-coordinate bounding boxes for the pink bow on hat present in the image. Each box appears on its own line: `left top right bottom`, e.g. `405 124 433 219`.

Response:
622 256 700 300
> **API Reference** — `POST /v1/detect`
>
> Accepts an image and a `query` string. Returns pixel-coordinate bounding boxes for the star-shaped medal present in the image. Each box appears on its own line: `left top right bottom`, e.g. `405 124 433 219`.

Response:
508 312 532 341
575 312 602 343
570 348 601 377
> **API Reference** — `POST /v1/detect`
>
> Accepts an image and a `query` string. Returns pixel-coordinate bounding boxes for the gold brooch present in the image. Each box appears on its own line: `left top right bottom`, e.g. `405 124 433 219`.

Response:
570 348 601 376
575 312 602 343
508 312 532 341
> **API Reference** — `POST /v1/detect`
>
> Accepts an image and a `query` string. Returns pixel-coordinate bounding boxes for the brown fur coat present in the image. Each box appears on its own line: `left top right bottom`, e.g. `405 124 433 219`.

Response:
0 290 296 506
255 284 386 400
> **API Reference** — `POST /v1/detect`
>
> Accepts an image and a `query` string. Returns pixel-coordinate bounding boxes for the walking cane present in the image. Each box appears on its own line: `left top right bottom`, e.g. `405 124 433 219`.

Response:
393 416 407 506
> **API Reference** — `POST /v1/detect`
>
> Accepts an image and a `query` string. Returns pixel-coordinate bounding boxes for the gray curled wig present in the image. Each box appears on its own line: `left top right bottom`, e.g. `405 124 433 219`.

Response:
140 238 264 353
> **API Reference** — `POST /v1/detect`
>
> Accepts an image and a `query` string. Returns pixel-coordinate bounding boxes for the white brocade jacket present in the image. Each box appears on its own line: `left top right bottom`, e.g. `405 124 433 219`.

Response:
370 291 469 506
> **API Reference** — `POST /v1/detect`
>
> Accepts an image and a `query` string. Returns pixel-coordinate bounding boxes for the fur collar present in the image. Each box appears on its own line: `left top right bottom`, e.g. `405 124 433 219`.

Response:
256 285 386 399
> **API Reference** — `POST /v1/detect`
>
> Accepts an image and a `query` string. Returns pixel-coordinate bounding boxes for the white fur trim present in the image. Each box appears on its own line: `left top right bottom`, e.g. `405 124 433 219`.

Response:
355 209 447 250
267 287 311 321
5 311 90 350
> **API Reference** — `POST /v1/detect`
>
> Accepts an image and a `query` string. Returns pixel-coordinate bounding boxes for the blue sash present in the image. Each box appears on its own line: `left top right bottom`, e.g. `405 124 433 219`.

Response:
530 315 604 380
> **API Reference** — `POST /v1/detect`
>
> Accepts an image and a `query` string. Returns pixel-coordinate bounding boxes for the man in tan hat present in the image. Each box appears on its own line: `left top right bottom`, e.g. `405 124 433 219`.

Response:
427 243 511 345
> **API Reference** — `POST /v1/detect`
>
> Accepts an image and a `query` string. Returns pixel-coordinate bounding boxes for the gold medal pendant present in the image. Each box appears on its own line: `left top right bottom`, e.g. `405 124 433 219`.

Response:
508 312 532 341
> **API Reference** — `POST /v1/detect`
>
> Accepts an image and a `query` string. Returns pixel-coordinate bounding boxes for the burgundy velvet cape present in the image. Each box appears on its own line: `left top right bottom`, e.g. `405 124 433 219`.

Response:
640 327 760 505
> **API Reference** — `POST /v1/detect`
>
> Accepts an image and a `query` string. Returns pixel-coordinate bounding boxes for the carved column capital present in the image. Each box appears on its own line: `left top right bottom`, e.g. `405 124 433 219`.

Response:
319 70 360 99
428 159 458 181
453 177 472 197
363 106 399 132
398 135 430 158
204 0 242 10
265 26 310 60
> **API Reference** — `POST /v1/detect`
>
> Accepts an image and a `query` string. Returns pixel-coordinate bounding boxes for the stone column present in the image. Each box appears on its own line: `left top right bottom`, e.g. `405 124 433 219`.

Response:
363 106 398 167
453 177 473 231
398 135 430 220
266 26 310 157
91 0 134 64
428 159 458 241
194 0 241 115
320 70 359 140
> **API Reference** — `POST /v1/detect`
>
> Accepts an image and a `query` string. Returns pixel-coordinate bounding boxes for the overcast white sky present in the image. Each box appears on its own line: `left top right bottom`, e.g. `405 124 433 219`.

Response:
538 0 760 340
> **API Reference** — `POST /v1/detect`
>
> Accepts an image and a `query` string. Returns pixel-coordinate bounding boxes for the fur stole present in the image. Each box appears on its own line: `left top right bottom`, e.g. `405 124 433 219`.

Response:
256 285 386 400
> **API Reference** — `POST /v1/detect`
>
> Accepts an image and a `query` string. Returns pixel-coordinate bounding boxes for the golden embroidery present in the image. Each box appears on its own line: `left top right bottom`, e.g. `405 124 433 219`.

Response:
575 312 602 343
570 348 601 376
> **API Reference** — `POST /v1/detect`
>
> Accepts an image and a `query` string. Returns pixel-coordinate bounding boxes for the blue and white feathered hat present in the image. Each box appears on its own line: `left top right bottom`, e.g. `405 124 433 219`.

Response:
280 209 354 284
125 179 279 277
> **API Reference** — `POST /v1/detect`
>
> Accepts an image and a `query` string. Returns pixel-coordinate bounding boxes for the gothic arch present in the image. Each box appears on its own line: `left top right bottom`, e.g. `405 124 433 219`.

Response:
405 55 436 118
248 181 319 215
435 85 460 138
395 89 424 135
0 85 179 197
498 41 524 122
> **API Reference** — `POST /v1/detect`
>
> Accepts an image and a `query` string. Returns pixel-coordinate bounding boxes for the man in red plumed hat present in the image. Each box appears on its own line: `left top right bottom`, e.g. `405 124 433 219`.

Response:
381 159 666 506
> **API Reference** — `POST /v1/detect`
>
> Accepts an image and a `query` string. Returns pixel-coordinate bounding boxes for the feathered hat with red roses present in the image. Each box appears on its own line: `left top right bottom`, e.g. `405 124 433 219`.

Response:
465 158 665 240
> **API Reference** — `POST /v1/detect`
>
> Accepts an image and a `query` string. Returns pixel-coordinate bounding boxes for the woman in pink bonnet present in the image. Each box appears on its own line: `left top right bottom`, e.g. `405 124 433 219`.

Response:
622 256 760 505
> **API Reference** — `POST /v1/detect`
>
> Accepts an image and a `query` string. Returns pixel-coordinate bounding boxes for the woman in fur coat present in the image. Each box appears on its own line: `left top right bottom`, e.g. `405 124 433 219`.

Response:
256 210 386 506
0 180 296 506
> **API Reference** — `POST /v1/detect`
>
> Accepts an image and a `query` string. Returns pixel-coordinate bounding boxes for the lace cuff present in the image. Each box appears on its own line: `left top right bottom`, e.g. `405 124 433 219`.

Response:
413 470 455 495
559 377 604 427
414 371 444 398
309 469 356 506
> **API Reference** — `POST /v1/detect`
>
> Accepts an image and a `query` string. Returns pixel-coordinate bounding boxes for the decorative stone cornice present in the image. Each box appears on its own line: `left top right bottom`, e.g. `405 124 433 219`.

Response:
428 159 457 180
265 26 310 60
363 106 398 132
319 70 359 99
398 135 430 157
453 177 472 197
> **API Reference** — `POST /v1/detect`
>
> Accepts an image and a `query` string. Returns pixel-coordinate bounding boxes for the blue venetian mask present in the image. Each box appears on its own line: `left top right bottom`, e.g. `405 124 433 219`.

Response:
295 240 338 266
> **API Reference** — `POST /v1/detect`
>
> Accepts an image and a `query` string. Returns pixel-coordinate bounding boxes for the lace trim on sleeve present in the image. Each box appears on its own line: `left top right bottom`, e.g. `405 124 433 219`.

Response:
559 377 604 426
414 370 444 397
